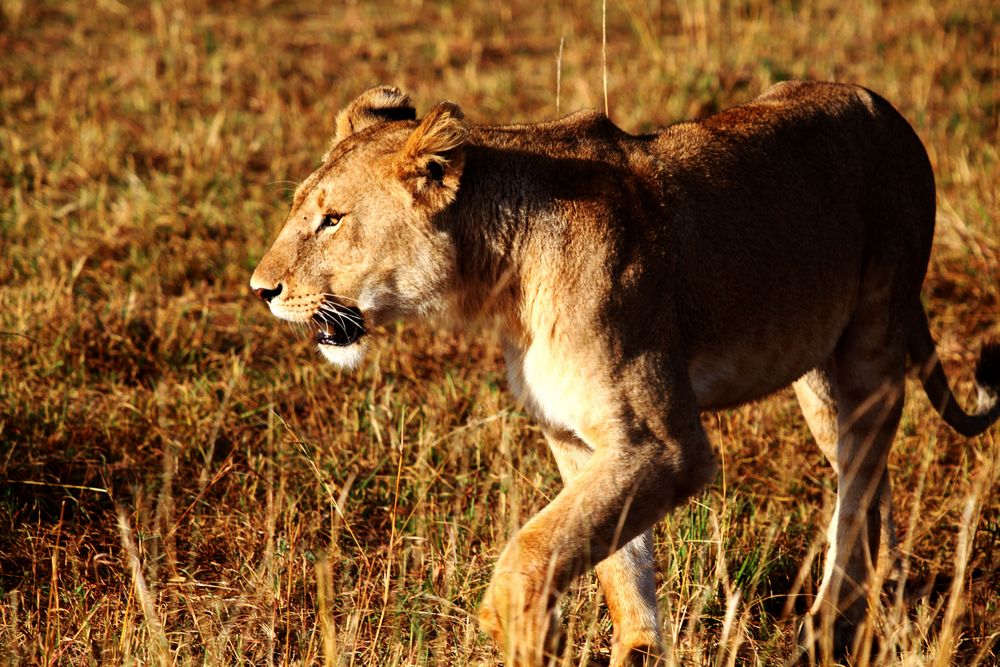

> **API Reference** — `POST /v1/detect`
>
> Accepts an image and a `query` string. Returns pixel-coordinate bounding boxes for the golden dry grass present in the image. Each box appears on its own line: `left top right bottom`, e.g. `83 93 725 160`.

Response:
0 0 997 665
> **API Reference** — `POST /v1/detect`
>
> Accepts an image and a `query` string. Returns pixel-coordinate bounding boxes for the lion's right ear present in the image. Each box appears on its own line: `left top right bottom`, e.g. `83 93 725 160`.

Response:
331 85 417 144
395 101 467 211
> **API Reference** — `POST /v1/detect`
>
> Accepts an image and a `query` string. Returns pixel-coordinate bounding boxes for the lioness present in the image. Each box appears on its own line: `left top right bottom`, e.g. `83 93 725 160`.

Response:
251 82 1000 665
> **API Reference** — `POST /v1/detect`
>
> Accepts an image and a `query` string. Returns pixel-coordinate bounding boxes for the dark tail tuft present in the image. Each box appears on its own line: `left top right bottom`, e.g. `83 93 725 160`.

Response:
974 342 1000 389
973 341 1000 415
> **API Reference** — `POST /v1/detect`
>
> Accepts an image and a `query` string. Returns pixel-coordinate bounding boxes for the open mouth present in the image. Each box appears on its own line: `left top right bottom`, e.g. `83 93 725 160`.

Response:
312 299 366 347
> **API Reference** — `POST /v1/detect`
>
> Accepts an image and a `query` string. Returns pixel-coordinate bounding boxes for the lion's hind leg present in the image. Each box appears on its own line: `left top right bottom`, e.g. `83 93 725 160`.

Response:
793 369 898 568
794 330 906 661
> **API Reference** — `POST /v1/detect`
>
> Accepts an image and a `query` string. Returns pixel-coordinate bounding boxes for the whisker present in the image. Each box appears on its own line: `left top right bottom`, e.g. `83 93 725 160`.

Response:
317 301 352 320
325 286 409 304
322 307 351 331
320 292 360 304
319 303 364 329
319 303 364 326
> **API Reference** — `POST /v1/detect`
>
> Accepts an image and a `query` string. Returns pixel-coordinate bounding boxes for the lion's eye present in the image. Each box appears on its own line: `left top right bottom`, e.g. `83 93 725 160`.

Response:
317 212 344 233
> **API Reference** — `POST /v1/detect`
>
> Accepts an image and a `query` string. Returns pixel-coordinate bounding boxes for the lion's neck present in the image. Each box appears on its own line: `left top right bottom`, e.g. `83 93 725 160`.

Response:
442 145 540 344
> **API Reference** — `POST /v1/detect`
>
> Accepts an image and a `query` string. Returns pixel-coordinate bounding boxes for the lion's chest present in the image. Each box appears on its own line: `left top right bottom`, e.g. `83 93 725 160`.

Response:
503 338 612 439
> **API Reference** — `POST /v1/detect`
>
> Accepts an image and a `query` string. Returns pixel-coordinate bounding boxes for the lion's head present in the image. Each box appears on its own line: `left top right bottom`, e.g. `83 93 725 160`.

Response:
250 86 467 367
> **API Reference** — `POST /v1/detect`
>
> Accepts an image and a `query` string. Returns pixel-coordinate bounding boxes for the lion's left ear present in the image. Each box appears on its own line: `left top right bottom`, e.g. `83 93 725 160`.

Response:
395 101 467 210
335 86 416 140
324 86 417 159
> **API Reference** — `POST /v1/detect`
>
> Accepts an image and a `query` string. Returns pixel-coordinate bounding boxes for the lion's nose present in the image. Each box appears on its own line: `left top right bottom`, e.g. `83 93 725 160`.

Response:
253 284 283 302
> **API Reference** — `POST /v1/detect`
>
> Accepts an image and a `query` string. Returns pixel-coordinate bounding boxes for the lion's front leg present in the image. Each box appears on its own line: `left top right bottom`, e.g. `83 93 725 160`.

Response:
478 545 564 666
479 399 716 666
545 428 663 666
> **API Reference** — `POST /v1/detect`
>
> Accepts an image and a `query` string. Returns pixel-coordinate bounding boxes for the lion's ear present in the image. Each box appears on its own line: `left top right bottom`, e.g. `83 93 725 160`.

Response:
332 85 416 143
395 101 467 210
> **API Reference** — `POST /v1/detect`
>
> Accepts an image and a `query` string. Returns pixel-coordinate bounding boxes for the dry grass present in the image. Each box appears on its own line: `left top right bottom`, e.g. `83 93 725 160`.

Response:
1 0 997 664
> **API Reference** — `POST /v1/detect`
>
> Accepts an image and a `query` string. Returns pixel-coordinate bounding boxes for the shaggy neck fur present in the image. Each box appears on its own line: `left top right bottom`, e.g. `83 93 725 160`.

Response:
439 142 549 345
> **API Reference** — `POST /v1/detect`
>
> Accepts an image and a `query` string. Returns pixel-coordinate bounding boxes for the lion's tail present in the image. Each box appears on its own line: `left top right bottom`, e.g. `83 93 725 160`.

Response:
908 305 1000 437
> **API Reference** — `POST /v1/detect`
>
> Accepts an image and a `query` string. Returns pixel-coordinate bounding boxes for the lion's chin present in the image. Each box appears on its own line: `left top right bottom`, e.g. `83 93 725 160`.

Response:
317 339 367 369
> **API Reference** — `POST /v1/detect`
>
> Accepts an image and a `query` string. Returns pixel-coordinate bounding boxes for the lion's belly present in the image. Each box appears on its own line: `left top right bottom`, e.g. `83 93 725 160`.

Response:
686 297 853 409
689 344 822 409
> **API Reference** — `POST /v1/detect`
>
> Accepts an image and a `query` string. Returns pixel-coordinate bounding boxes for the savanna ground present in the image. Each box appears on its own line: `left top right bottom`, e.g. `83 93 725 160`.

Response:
1 0 997 664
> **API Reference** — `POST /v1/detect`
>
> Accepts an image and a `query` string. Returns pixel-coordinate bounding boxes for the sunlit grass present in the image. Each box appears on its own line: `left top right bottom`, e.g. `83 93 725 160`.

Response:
1 0 997 664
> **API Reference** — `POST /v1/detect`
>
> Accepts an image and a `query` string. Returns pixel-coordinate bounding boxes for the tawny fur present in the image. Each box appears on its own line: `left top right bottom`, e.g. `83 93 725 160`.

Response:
251 81 1000 666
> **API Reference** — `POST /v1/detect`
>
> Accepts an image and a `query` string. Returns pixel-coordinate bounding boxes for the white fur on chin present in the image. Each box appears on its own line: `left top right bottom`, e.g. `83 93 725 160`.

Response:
318 340 367 369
